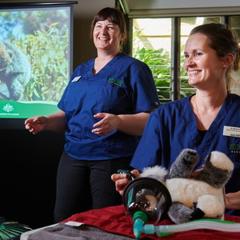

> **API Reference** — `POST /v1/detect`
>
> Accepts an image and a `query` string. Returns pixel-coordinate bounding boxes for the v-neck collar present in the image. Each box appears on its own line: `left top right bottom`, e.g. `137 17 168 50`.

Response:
186 94 228 132
184 95 230 150
90 53 123 77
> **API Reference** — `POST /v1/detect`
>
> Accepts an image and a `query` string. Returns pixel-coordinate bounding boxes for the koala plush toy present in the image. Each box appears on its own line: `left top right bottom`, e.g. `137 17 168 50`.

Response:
166 149 234 224
141 149 234 224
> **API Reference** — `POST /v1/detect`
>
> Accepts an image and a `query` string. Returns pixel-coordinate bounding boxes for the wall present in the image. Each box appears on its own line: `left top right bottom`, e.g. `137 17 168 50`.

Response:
0 0 114 228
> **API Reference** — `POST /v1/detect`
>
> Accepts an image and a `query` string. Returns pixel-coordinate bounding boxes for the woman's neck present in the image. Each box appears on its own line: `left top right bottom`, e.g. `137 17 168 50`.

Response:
93 50 120 74
195 88 227 110
192 89 228 130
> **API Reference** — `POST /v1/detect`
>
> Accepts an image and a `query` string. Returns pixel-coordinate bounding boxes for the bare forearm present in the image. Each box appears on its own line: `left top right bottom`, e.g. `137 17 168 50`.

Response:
117 112 150 136
46 111 66 132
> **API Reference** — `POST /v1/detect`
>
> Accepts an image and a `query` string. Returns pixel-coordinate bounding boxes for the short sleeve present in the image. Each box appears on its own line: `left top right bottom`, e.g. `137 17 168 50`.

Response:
129 60 160 113
130 110 162 170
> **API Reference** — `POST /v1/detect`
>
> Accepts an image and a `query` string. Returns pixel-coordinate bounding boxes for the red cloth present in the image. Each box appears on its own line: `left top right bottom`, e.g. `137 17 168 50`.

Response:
64 205 240 240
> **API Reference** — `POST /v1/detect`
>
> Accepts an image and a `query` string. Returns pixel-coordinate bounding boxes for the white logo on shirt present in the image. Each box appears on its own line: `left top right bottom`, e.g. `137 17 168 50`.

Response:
223 126 240 138
72 76 81 82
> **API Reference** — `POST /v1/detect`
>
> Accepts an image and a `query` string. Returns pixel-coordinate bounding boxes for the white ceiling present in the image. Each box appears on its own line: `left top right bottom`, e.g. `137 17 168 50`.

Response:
119 0 240 17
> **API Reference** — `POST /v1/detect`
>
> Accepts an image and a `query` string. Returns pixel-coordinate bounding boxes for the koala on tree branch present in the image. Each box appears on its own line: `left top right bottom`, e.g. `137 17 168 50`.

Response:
0 41 31 100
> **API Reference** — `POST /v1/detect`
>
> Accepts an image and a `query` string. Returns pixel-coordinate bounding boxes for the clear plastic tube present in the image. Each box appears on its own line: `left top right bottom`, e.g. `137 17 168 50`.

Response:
143 219 240 237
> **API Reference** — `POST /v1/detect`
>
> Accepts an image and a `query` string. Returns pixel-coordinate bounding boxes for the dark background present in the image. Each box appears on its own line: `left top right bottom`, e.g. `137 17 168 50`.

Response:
0 129 64 228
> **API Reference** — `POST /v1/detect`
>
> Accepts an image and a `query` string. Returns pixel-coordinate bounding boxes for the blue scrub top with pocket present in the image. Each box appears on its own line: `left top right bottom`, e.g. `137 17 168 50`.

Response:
131 94 240 195
58 53 160 160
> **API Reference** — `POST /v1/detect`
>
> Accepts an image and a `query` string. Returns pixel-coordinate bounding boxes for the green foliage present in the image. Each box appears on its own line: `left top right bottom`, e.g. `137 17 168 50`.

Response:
14 23 69 102
133 47 171 101
1 9 70 102
133 47 195 101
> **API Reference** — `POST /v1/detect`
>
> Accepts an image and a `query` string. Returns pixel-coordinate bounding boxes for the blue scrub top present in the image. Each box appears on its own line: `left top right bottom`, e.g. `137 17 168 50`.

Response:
58 53 160 160
131 94 240 195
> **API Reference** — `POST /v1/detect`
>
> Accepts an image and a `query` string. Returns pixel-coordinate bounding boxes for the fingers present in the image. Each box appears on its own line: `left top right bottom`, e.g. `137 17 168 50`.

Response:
92 118 104 129
92 126 109 135
91 127 102 135
111 173 125 181
131 169 141 178
225 191 240 210
92 113 106 135
24 117 43 134
93 112 106 119
92 113 113 135
25 123 38 134
111 173 130 196
93 113 107 129
25 119 36 133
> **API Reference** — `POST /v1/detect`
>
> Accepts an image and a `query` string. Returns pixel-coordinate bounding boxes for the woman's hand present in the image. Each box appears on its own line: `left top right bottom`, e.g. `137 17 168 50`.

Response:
225 191 240 210
111 169 140 196
92 113 120 135
25 116 48 134
92 112 150 136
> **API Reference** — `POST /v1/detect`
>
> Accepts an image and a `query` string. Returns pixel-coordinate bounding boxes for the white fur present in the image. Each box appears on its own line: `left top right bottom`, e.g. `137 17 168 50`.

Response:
166 178 224 211
141 152 231 221
210 151 234 171
197 194 224 218
140 166 168 182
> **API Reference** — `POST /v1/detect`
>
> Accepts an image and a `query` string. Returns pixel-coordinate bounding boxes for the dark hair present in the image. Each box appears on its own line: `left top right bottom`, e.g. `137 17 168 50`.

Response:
90 7 127 46
190 23 240 71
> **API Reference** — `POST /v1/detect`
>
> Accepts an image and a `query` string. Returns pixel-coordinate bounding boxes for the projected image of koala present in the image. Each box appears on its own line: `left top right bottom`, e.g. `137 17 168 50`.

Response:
0 41 31 100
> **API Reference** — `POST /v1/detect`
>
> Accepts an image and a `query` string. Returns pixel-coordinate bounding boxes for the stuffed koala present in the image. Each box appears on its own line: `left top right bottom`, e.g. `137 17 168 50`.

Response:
140 149 234 224
166 149 234 224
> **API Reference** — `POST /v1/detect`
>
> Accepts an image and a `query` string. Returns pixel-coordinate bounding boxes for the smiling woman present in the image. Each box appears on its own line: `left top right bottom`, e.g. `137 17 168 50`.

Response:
24 7 160 223
183 31 229 130
112 23 240 218
90 8 127 74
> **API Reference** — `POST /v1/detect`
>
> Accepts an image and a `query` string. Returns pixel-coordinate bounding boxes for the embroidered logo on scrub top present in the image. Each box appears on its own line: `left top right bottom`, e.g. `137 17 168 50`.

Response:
223 126 240 138
72 76 81 82
108 77 122 87
229 143 240 156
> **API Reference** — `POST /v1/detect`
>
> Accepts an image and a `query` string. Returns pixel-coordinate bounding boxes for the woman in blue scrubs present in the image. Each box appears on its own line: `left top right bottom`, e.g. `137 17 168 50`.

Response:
112 23 240 214
25 7 159 222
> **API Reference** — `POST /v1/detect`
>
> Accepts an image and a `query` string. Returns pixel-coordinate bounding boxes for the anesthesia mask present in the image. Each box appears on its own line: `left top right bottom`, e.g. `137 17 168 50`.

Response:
123 177 172 223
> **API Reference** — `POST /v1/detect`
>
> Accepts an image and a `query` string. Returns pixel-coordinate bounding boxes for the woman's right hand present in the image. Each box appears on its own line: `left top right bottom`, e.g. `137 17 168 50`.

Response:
111 169 140 196
25 116 48 134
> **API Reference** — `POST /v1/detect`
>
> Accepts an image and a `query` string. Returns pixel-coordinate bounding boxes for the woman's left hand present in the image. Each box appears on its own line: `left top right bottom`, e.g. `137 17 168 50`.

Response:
225 191 240 210
92 112 120 135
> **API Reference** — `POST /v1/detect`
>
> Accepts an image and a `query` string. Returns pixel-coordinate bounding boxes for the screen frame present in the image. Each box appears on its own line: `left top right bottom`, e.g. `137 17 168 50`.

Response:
0 1 77 129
